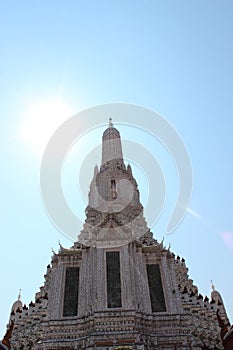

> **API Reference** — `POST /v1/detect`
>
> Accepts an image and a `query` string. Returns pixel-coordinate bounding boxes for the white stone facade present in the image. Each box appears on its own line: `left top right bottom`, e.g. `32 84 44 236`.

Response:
6 124 230 350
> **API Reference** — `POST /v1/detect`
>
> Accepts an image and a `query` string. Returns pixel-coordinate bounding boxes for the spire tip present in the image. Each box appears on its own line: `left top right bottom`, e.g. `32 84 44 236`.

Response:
211 280 215 291
109 117 113 127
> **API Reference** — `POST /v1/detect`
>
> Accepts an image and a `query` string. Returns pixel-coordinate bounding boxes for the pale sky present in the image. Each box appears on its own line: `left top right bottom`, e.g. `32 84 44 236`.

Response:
0 0 233 336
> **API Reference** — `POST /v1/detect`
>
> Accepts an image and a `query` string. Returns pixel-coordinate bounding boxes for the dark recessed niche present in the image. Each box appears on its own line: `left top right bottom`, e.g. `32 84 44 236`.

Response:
63 267 79 317
106 251 122 308
146 264 166 312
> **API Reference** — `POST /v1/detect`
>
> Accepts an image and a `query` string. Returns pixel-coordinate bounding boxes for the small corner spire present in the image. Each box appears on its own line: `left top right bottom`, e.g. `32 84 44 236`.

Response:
109 117 113 127
211 280 215 291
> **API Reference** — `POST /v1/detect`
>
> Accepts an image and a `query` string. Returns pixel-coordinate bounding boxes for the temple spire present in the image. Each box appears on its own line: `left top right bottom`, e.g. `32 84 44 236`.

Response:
101 120 124 166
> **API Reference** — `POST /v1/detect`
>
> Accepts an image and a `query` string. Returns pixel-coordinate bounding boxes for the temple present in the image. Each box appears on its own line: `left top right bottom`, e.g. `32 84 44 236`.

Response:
2 120 231 349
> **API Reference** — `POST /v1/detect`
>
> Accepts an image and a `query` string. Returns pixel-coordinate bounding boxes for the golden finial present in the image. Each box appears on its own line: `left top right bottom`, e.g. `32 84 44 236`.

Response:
109 117 113 127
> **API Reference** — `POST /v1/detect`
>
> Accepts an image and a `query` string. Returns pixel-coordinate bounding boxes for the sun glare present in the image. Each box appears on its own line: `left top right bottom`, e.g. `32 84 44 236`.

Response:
20 99 74 154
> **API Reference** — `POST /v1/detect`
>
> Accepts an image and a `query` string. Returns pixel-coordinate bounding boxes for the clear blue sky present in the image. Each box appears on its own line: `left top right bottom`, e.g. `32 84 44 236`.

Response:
0 0 233 336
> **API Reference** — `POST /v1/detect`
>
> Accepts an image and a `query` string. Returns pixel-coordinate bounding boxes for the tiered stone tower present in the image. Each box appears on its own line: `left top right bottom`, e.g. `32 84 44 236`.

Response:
4 121 230 349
